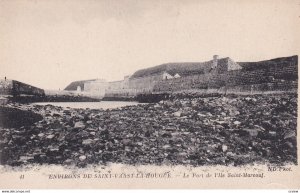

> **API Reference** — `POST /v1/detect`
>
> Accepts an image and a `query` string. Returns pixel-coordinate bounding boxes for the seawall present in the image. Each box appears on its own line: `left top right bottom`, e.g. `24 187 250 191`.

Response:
0 79 45 96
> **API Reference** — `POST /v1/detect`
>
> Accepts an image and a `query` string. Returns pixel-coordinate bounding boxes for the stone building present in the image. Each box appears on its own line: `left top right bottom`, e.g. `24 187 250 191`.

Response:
83 79 108 97
64 79 96 91
162 72 174 80
174 73 181 78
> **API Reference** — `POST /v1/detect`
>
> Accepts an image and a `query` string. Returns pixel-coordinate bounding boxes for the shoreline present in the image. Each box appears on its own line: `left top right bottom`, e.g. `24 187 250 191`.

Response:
0 93 297 167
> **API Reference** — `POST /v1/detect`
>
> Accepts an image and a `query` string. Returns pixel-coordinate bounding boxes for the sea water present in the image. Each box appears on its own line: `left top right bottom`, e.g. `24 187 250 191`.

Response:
33 101 141 110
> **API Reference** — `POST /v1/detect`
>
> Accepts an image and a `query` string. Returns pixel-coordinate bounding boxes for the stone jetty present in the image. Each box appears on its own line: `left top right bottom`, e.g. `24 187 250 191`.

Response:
0 93 297 167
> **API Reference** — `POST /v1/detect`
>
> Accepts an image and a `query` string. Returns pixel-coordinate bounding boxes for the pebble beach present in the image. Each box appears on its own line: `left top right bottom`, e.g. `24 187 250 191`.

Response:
0 93 297 167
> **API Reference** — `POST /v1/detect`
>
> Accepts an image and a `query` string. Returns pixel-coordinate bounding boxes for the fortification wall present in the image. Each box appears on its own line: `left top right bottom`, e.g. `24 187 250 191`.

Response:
265 62 297 80
104 89 142 97
153 57 297 93
12 80 45 96
0 80 13 95
104 74 162 97
226 81 298 93
84 81 108 98
128 75 161 91
226 69 267 86
0 79 45 96
226 62 297 86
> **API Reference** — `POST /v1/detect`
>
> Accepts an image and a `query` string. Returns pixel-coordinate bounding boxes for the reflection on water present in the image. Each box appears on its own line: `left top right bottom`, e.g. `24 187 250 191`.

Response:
33 101 141 110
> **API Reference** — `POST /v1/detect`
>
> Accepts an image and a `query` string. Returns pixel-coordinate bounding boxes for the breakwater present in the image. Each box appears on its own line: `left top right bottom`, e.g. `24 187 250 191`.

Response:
0 79 45 96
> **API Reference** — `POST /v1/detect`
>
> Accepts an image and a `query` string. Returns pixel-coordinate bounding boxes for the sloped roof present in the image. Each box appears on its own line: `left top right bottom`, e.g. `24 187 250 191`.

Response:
130 57 231 79
238 55 298 71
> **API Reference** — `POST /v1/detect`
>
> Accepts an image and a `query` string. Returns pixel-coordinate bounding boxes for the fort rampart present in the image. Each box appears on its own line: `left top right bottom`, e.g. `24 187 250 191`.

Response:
64 55 298 99
153 56 297 93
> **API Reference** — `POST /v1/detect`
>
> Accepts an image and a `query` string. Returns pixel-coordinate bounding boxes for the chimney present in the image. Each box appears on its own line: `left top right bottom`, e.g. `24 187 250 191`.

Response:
213 55 219 68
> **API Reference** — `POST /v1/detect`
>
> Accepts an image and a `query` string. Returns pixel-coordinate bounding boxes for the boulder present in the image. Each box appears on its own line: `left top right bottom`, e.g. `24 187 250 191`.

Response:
74 121 85 129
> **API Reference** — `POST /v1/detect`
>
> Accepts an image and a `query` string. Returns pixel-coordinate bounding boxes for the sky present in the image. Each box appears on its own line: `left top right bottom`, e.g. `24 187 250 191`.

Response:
0 0 299 90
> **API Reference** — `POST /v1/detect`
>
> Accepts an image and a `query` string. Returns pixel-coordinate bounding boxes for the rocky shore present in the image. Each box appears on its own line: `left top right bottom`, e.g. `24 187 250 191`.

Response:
0 93 297 167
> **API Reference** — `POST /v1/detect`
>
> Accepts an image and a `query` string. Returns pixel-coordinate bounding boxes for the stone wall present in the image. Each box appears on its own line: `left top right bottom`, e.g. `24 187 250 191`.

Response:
84 80 108 98
153 56 298 93
68 55 298 99
104 74 162 97
226 81 298 93
226 61 297 87
0 80 13 95
128 75 161 91
153 72 228 92
12 80 45 96
0 79 45 96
